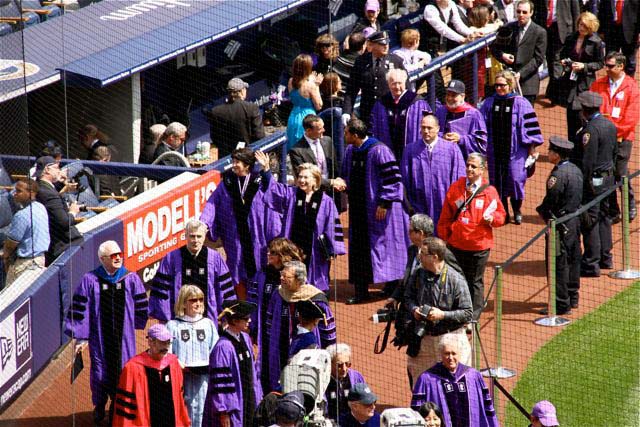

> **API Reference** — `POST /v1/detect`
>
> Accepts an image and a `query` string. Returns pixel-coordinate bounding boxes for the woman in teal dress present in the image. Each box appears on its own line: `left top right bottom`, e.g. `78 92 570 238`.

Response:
286 54 323 150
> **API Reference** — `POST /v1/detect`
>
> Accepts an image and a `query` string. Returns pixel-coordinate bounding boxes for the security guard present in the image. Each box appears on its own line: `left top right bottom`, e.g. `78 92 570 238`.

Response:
342 31 405 128
571 91 618 278
536 137 583 314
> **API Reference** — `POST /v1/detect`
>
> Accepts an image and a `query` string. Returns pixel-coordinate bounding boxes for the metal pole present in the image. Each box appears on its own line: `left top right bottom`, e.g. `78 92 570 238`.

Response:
609 175 640 279
279 145 287 184
428 74 437 111
471 52 479 106
535 219 570 326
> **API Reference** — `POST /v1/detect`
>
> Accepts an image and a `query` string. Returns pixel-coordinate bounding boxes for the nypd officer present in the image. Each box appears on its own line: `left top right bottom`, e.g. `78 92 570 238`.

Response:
537 137 583 314
570 91 618 278
342 31 405 127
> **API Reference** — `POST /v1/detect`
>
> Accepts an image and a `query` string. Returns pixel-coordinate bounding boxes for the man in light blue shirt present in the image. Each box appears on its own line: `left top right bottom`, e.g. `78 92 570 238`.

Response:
2 180 50 286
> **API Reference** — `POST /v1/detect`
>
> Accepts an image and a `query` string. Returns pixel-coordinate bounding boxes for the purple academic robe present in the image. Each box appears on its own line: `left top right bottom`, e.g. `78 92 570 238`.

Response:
411 363 499 427
435 104 488 160
200 170 282 284
342 139 409 284
264 182 346 291
481 94 544 200
148 247 237 327
400 137 466 230
64 267 148 406
369 91 433 158
264 287 336 392
205 332 262 427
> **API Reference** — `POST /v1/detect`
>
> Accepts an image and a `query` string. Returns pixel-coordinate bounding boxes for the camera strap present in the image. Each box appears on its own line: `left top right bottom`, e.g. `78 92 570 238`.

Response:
373 319 393 354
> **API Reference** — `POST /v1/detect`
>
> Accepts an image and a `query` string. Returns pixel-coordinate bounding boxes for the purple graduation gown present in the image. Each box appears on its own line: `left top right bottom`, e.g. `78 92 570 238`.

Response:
148 247 237 326
64 266 148 406
369 91 433 158
205 332 262 427
435 103 488 159
263 287 336 392
264 182 346 291
481 94 544 200
342 138 409 284
400 137 466 231
200 170 282 284
411 363 499 427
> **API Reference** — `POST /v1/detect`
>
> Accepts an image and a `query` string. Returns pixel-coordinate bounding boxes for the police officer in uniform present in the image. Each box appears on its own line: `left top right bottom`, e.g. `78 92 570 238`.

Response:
537 136 583 314
342 31 405 128
570 91 618 278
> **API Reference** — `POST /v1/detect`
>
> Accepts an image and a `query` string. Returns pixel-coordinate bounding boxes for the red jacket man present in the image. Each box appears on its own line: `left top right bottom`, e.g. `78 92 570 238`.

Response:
590 52 639 221
438 153 506 319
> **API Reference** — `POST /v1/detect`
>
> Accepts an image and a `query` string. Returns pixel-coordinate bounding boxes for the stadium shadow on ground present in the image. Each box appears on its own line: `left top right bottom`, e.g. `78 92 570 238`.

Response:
0 412 94 427
504 283 640 426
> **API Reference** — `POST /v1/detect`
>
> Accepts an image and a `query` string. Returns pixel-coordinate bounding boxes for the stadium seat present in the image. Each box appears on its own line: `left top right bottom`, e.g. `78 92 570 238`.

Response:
0 0 39 29
21 0 61 21
0 22 10 35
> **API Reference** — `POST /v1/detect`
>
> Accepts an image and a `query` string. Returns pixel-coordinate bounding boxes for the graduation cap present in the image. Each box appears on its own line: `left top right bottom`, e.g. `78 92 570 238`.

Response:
218 300 257 321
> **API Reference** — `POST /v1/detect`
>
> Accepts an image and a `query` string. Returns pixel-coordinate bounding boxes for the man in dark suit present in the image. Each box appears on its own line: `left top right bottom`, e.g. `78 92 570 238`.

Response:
495 0 517 24
342 31 405 127
34 156 83 265
491 0 547 105
206 77 265 159
152 122 188 167
533 0 581 104
289 115 347 211
597 0 639 76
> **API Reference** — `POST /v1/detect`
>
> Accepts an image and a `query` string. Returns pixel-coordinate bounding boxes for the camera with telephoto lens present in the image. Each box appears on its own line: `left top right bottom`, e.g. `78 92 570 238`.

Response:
371 307 397 324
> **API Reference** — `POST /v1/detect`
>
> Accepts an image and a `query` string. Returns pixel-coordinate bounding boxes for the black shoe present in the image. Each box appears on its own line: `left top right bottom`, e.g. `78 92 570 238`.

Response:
346 295 369 305
514 212 523 225
599 262 613 270
611 214 622 224
94 406 106 425
505 213 511 224
539 307 572 316
571 301 579 309
630 206 637 221
580 270 600 278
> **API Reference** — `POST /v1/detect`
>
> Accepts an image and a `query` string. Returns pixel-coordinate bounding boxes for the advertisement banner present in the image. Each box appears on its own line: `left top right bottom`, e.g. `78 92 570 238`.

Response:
120 170 221 272
0 299 33 409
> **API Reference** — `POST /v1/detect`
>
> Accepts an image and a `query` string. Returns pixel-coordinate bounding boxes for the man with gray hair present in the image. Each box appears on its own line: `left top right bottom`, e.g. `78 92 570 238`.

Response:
206 77 265 158
149 218 236 326
152 121 188 165
404 236 473 387
369 68 432 159
64 240 148 425
263 260 336 392
325 343 366 422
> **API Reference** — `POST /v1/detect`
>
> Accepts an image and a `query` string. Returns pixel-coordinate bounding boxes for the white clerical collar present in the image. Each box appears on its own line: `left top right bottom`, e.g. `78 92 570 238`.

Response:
296 325 312 334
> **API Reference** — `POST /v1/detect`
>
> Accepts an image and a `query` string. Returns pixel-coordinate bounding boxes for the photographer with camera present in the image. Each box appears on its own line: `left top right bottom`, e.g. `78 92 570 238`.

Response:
404 237 473 387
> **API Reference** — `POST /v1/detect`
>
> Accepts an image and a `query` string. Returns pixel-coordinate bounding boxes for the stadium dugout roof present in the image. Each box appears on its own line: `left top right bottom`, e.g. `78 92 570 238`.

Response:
0 0 313 102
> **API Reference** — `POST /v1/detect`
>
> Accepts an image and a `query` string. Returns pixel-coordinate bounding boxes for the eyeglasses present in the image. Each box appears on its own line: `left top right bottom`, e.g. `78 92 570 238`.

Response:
188 297 204 303
494 83 508 88
318 43 332 48
336 362 352 368
516 10 529 14
604 63 618 69
104 252 122 260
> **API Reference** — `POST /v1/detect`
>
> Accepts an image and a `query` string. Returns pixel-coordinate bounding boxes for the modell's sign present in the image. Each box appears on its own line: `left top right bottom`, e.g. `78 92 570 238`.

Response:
120 170 220 271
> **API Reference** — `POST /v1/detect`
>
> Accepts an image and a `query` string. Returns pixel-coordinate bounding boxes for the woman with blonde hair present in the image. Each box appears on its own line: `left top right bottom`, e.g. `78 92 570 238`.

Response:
313 33 340 75
480 70 543 225
555 11 604 141
166 285 217 427
286 54 323 150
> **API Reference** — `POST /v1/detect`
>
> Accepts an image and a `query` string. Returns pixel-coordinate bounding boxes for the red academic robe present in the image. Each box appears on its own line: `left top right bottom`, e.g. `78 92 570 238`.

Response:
112 352 191 427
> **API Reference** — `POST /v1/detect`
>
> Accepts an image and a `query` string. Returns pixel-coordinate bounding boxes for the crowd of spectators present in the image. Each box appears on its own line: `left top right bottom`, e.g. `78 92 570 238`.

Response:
1 0 637 425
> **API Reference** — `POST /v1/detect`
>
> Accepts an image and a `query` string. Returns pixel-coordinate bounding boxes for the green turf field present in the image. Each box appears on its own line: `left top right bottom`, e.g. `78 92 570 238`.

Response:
505 283 640 427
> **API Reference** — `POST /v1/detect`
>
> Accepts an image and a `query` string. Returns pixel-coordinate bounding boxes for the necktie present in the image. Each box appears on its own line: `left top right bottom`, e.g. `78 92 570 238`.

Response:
313 140 327 176
374 58 381 75
546 0 553 27
615 0 624 25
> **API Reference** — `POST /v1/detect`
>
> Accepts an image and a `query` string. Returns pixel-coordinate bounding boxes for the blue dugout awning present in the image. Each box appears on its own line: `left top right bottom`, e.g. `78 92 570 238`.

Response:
0 0 313 102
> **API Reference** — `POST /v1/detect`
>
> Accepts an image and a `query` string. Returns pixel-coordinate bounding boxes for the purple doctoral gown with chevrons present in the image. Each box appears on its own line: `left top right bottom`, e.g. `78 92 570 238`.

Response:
342 139 409 284
148 247 237 327
401 137 466 231
435 103 488 160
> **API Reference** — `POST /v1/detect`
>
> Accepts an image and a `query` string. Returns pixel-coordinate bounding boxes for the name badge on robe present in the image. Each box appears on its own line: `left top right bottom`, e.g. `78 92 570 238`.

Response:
102 284 108 291
443 382 454 393
164 375 170 383
265 283 272 294
283 306 289 316
311 202 318 209
197 329 205 341
475 199 484 209
505 106 511 113
199 268 205 276
611 107 621 118
457 382 467 393
297 200 304 207
238 352 244 361
186 269 192 277
330 391 337 399
116 282 122 290
343 389 349 397
181 330 191 342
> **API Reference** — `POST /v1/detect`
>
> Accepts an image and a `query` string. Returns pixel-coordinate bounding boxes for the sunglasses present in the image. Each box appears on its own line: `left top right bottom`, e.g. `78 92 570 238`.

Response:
318 43 333 48
516 10 529 14
336 362 352 368
188 297 204 303
494 83 508 88
105 252 122 260
604 63 618 69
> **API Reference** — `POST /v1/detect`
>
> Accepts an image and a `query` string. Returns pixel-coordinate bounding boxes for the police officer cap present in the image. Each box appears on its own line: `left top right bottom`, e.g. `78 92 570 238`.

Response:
577 91 602 109
220 300 256 320
296 299 325 320
275 391 306 422
367 31 390 45
549 136 574 151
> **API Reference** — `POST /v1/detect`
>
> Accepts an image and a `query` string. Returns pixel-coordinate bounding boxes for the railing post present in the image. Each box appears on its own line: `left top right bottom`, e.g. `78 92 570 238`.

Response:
471 51 479 106
428 73 437 111
609 175 640 279
535 219 570 326
279 145 287 184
